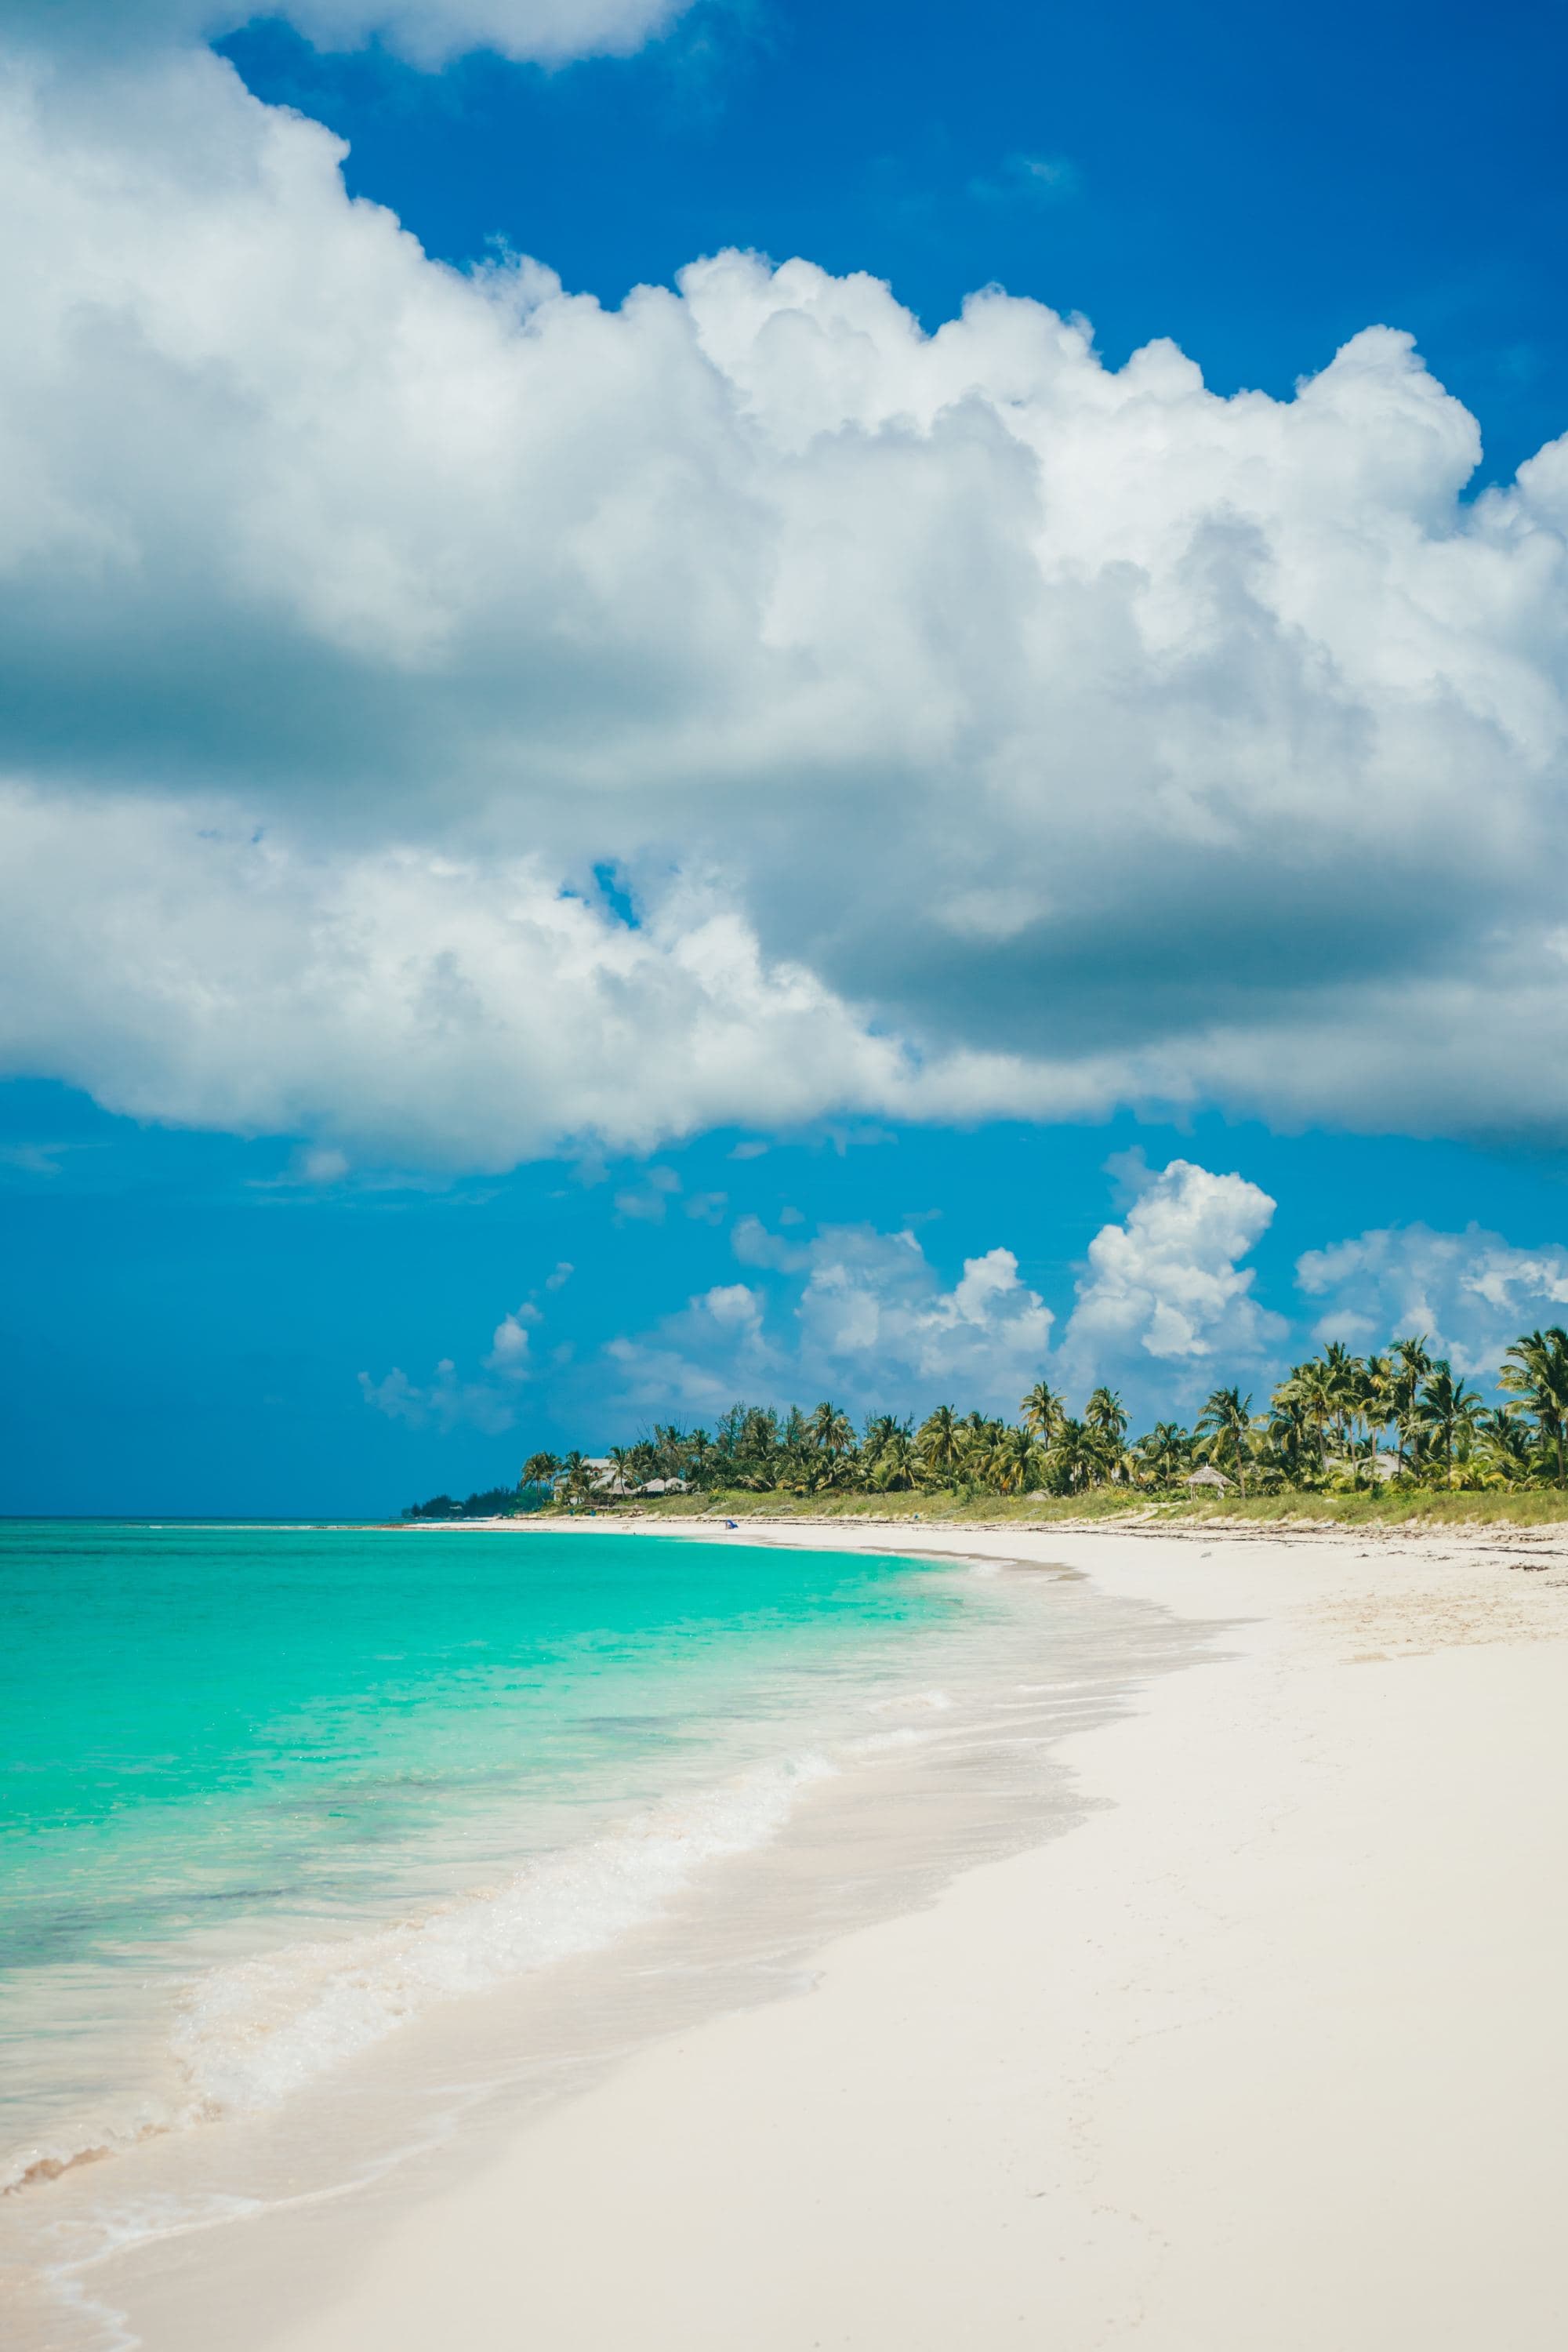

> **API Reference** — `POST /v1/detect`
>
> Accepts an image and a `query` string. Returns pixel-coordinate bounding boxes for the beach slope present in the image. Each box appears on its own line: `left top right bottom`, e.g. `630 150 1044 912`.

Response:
261 1525 1568 2351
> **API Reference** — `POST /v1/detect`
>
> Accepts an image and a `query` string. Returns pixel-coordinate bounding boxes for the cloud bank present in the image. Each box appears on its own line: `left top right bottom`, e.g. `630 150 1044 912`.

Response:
2 35 1568 1166
376 1159 1281 1428
1298 1224 1568 1377
368 1170 1568 1441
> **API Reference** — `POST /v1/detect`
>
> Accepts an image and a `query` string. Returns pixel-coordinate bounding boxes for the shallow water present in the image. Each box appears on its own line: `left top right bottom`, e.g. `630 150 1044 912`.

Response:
0 1519 1209 2349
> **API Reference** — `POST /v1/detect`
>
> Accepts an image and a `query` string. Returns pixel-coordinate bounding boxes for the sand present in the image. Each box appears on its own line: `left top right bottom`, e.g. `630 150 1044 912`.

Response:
187 1525 1568 2347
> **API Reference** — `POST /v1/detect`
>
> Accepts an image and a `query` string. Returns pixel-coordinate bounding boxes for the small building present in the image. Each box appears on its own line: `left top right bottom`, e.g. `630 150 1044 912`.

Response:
641 1476 689 1495
553 1456 633 1496
1184 1465 1230 1493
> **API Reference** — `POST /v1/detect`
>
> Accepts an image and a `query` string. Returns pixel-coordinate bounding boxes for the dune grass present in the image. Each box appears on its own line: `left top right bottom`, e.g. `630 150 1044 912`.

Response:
569 1486 1568 1533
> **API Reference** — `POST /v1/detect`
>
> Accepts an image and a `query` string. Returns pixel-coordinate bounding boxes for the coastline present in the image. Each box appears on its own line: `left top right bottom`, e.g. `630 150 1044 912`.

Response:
103 1519 1568 2350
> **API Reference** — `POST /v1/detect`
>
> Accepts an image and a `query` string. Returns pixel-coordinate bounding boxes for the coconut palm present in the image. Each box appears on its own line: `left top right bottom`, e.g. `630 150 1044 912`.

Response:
1479 1406 1536 1485
1501 1327 1568 1486
1414 1363 1486 1475
990 1422 1043 1494
1047 1415 1099 1491
867 1428 919 1490
808 1400 857 1460
1357 1353 1395 1487
1316 1341 1366 1461
1136 1422 1191 1486
1388 1335 1433 1478
1196 1386 1254 1494
1281 1358 1336 1473
519 1450 561 1490
1020 1379 1063 1443
916 1403 961 1481
1083 1387 1131 1479
1265 1377 1315 1483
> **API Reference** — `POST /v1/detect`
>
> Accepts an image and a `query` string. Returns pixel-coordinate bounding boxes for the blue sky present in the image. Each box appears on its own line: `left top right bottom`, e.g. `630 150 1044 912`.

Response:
2 0 1567 1512
224 0 1568 486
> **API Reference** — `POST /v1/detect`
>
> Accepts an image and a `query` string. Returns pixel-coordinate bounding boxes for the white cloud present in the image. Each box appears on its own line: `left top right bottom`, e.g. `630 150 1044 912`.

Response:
0 800 979 1167
797 1232 1054 1403
1296 1223 1568 1376
484 1301 539 1376
2 42 1568 1163
361 1290 546 1432
573 1160 1283 1424
368 1181 1568 1443
605 1224 1055 1420
605 1281 772 1417
358 1357 518 1434
1054 1159 1285 1396
13 0 688 68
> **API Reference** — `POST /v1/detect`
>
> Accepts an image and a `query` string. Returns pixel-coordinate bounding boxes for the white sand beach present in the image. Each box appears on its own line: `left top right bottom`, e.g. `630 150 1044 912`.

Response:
185 1516 1565 2352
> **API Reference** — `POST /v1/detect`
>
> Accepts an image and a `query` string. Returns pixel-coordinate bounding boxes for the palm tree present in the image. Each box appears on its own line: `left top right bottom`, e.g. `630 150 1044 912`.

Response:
1019 1379 1063 1444
862 1412 904 1457
1196 1386 1254 1494
1318 1340 1365 1463
989 1423 1042 1494
1500 1327 1568 1486
1047 1416 1098 1491
520 1450 560 1490
808 1400 857 1459
1414 1363 1486 1475
1084 1387 1130 1480
561 1450 595 1507
1479 1406 1536 1486
916 1404 961 1482
1265 1377 1313 1483
1389 1335 1432 1479
868 1428 919 1490
1137 1422 1191 1486
1359 1353 1394 1488
1279 1358 1336 1475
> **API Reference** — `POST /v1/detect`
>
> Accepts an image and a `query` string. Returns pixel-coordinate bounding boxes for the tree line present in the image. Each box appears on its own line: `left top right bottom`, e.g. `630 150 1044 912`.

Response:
494 1327 1568 1507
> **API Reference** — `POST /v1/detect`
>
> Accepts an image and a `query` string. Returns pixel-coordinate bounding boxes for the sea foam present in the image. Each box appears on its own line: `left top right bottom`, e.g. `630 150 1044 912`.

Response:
170 1750 836 2117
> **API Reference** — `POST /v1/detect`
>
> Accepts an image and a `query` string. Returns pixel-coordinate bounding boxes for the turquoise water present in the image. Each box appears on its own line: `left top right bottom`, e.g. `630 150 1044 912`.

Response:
0 1518 956 2182
0 1518 1205 2352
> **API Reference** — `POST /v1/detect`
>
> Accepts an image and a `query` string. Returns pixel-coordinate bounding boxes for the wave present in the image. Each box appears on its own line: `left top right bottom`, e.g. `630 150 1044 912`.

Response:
2 1749 835 2198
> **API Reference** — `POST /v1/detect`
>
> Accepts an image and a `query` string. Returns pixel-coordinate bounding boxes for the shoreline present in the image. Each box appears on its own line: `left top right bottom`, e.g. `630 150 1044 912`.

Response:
98 1519 1568 2350
404 1501 1568 1549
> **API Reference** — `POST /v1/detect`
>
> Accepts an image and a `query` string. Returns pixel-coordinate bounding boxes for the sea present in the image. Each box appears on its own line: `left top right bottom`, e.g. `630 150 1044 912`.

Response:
0 1516 1205 2348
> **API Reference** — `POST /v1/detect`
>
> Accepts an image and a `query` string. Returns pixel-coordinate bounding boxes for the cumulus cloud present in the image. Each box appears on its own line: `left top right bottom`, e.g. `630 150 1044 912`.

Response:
1296 1223 1568 1376
2 40 1568 1163
0 797 1013 1167
364 1172 1568 1440
605 1162 1280 1422
607 1224 1055 1419
361 1296 540 1431
1056 1158 1284 1388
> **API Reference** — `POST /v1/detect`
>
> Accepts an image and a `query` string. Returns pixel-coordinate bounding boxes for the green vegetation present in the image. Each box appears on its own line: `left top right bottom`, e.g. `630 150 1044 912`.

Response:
402 1483 548 1522
486 1327 1568 1530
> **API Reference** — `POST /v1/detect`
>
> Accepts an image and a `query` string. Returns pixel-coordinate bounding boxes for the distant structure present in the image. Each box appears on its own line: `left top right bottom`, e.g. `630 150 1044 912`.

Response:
1184 1465 1230 1493
553 1458 688 1499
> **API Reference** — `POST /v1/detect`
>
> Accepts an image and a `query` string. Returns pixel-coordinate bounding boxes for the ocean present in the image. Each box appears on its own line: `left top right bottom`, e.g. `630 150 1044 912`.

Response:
0 1516 1200 2348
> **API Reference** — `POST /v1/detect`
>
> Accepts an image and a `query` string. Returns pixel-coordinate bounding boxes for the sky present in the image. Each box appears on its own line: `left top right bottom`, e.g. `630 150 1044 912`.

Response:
2 0 1567 1513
